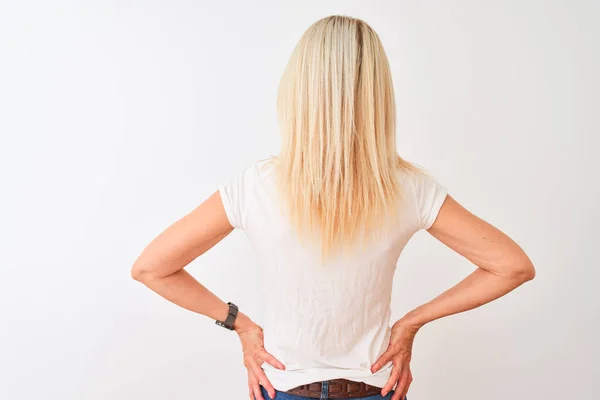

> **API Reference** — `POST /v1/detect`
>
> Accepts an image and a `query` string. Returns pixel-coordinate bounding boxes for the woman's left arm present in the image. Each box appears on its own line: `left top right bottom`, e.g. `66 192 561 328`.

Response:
131 191 284 400
131 191 244 325
371 194 535 400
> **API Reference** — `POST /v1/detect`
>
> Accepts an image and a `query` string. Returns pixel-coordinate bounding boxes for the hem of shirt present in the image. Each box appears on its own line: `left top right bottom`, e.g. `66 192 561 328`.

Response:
264 365 393 392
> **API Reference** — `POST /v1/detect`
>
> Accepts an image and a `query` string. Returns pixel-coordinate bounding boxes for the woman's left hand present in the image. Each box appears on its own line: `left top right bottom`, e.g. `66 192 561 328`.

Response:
370 320 419 400
237 323 285 400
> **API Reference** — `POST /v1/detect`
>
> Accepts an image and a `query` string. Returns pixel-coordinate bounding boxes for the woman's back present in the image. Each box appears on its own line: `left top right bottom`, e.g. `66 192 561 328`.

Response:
132 14 534 400
219 159 447 391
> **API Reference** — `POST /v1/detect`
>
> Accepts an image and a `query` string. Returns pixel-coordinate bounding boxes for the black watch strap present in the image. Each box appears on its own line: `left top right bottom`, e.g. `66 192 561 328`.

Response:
215 302 238 331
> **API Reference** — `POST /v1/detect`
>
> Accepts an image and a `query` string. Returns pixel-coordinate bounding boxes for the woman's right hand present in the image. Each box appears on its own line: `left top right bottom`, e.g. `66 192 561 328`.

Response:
370 320 419 400
237 322 286 400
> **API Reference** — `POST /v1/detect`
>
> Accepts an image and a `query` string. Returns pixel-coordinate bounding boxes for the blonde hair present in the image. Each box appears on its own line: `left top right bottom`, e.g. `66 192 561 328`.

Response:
271 15 415 259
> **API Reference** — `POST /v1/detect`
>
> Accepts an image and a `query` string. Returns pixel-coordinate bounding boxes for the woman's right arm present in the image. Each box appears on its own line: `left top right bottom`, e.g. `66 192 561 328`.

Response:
371 194 535 400
403 194 535 327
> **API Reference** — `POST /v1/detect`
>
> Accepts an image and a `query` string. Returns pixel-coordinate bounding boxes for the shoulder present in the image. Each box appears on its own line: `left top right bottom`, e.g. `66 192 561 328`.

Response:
217 157 277 229
224 157 276 186
252 157 277 181
233 157 277 191
396 166 448 230
396 165 444 192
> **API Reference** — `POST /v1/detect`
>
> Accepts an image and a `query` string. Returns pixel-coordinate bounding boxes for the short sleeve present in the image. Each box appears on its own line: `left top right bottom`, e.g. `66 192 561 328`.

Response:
218 164 258 230
412 171 448 230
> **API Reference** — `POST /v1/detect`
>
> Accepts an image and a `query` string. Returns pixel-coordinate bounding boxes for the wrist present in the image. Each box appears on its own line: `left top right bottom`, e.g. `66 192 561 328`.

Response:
233 312 257 334
397 310 426 332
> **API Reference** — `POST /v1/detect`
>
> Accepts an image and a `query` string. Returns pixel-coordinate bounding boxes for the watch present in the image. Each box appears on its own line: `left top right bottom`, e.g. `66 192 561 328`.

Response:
215 302 238 331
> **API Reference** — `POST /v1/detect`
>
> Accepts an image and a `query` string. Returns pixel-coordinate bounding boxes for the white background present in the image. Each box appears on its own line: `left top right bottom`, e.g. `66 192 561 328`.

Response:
1 1 598 399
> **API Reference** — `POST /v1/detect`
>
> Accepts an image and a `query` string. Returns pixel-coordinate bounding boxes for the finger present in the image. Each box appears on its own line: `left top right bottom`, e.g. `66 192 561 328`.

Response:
391 371 410 400
399 371 413 400
249 359 277 399
252 384 265 400
248 372 264 400
371 348 395 373
381 363 403 397
261 350 286 370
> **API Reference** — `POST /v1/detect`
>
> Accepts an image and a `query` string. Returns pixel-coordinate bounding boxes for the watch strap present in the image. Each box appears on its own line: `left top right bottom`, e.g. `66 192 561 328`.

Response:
215 302 238 330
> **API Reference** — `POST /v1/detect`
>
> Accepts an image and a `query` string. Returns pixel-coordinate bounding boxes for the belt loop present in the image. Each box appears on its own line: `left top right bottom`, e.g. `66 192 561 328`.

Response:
320 380 329 400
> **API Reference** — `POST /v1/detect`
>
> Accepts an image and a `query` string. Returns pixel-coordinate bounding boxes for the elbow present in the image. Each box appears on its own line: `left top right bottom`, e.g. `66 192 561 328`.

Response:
131 263 152 282
511 257 536 283
131 261 175 282
523 262 536 282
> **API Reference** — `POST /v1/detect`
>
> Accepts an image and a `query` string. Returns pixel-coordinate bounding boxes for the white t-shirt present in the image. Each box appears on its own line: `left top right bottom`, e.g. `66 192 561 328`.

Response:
218 159 447 392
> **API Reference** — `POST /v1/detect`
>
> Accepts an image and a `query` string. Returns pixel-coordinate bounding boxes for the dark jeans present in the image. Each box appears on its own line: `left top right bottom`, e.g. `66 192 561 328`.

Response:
258 382 402 400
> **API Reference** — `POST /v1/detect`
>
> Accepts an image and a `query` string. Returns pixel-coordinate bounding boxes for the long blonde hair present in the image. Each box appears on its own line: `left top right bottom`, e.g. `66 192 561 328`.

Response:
272 15 415 259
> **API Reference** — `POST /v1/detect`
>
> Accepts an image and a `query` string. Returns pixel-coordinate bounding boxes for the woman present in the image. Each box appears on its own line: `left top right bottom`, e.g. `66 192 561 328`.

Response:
131 15 535 400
